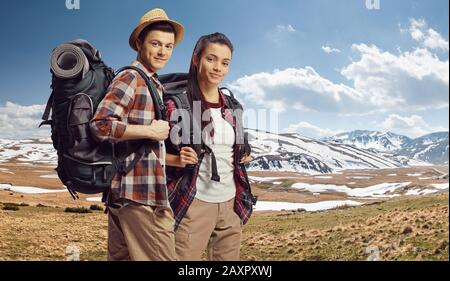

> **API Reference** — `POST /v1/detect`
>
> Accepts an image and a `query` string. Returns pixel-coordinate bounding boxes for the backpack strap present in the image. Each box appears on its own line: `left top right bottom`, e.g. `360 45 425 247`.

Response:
39 92 54 127
40 74 57 127
113 66 166 175
164 93 203 171
203 144 221 182
243 132 251 156
220 87 251 157
120 145 147 175
220 87 235 98
220 87 242 111
116 66 166 120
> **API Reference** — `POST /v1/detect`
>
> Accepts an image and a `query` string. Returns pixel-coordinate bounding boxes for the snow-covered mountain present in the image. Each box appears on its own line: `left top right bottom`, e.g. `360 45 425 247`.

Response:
0 138 56 164
397 132 449 165
246 129 403 174
0 130 446 174
323 130 412 152
324 130 449 165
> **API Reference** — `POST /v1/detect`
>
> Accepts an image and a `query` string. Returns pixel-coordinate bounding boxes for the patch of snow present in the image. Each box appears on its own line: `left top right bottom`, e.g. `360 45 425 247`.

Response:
413 143 438 159
254 200 363 212
248 176 296 183
86 197 102 202
405 189 440 196
431 183 449 190
39 174 59 179
0 183 66 194
291 182 411 198
405 159 433 166
0 140 57 164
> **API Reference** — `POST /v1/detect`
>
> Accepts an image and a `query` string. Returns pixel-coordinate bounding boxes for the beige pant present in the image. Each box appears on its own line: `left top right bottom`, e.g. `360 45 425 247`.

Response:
107 201 176 261
175 198 242 261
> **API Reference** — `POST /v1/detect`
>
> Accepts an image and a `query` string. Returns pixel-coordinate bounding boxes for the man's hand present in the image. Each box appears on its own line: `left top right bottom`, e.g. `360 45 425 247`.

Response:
148 120 170 141
179 146 198 167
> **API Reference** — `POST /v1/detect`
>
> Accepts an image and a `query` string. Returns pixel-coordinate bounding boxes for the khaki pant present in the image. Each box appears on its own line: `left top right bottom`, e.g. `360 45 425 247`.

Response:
175 198 242 261
107 201 176 261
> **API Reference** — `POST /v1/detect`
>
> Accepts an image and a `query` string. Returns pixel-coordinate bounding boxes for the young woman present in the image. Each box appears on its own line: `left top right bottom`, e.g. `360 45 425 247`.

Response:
165 32 254 261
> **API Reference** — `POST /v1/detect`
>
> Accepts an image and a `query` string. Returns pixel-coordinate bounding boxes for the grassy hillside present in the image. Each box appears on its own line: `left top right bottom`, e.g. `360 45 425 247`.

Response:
0 193 448 261
241 193 448 261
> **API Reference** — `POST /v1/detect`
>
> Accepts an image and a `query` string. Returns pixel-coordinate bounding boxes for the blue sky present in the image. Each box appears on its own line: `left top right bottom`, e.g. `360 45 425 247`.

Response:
0 0 448 139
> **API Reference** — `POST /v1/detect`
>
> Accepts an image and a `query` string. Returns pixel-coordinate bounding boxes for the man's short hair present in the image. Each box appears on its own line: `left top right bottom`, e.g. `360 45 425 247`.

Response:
138 21 176 43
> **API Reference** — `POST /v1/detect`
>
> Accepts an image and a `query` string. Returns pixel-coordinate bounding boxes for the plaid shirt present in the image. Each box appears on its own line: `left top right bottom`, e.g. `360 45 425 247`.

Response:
166 91 255 228
90 61 168 207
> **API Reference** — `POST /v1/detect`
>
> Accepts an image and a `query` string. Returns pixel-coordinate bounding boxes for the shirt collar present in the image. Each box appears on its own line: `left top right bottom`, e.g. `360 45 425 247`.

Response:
132 60 158 79
132 60 163 90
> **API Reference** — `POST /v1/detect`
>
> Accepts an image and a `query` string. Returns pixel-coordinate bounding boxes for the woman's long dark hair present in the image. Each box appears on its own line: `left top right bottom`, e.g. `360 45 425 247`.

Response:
187 33 234 135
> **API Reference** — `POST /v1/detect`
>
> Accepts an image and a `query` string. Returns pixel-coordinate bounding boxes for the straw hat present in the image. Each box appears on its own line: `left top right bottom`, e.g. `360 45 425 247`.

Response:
129 8 184 51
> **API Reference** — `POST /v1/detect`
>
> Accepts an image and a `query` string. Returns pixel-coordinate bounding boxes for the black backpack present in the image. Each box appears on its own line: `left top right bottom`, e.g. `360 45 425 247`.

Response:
40 39 165 199
159 73 251 182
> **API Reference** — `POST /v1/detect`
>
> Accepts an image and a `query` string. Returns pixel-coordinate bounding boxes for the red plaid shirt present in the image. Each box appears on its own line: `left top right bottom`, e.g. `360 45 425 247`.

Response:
90 61 168 207
166 91 255 228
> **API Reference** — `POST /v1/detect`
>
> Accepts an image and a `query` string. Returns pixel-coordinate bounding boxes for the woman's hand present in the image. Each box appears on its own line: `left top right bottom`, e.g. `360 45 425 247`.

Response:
179 146 198 167
240 154 253 164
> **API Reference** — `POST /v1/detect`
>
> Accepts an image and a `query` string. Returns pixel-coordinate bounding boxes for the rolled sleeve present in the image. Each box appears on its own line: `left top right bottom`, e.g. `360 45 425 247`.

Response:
90 71 137 142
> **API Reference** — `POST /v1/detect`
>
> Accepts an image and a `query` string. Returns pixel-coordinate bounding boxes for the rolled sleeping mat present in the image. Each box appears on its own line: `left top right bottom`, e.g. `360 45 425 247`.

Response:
50 43 90 79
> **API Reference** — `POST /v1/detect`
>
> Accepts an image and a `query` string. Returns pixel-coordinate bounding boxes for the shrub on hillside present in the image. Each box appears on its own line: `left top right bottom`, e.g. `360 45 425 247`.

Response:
2 204 19 211
89 204 104 211
64 207 92 214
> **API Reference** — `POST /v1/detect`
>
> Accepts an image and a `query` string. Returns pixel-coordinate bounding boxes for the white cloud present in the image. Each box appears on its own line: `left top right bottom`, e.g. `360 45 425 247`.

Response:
266 100 286 113
0 102 50 139
228 67 368 114
268 24 297 45
341 43 449 110
403 18 449 52
231 19 448 115
379 114 448 138
275 24 296 33
284 121 338 139
322 45 341 54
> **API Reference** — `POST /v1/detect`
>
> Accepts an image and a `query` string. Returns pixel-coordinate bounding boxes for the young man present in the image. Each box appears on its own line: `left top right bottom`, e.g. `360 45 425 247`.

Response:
90 8 184 261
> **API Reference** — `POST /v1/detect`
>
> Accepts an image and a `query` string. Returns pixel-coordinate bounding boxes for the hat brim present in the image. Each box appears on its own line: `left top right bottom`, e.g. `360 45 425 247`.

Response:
129 18 184 51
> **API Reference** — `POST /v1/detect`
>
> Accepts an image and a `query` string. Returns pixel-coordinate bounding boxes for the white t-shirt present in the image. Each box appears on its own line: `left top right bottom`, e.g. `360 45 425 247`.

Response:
195 106 236 203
